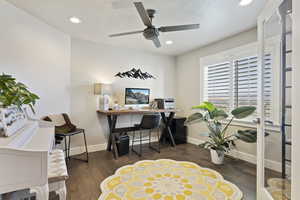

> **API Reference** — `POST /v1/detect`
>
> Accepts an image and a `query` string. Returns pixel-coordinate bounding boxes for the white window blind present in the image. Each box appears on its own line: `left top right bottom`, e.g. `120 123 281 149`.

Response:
204 54 272 120
233 54 272 118
204 62 232 111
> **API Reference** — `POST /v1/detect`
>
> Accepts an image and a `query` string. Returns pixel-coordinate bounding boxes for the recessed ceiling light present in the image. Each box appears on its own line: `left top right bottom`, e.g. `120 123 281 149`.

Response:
69 17 82 24
239 0 253 6
166 40 173 45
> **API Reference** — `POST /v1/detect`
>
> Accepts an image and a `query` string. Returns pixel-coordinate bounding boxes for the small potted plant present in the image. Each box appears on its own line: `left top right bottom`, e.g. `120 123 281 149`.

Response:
0 73 39 136
0 73 39 112
185 102 257 165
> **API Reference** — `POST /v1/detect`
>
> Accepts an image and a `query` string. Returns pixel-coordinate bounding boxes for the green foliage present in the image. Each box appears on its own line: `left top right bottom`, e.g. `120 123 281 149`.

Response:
235 129 257 143
211 109 228 120
192 101 216 112
186 102 257 152
185 113 203 125
231 106 256 119
0 73 39 113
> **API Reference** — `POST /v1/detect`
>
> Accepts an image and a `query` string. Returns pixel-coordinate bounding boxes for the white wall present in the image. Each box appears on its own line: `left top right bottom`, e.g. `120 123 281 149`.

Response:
0 1 71 117
70 38 176 147
292 0 300 198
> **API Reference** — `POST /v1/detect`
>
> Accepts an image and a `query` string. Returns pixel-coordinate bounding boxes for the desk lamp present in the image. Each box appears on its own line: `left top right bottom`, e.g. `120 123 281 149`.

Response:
94 83 112 110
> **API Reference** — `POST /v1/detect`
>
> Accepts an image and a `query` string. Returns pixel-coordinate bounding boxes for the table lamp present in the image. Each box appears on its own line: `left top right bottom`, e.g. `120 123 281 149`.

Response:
94 83 112 110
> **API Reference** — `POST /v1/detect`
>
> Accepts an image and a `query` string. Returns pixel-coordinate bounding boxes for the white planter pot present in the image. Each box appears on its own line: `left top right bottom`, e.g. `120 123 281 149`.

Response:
210 149 224 165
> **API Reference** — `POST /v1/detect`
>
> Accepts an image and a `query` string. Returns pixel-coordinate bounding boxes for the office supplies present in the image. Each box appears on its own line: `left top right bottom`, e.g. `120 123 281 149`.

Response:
154 98 175 110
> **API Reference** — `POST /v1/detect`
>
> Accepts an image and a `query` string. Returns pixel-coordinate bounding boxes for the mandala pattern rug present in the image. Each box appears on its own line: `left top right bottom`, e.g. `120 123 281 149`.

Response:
99 159 243 200
266 178 291 200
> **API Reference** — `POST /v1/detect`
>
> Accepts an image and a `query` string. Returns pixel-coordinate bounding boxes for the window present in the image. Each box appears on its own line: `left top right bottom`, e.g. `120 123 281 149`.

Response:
203 54 273 121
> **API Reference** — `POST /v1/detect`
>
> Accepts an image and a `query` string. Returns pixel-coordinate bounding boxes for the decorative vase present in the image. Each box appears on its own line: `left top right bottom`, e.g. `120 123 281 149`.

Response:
210 149 224 165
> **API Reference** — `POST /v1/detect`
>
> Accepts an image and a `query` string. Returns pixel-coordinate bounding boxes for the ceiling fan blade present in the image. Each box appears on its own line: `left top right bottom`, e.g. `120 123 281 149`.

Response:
109 30 143 37
159 24 200 32
134 2 152 27
152 37 161 48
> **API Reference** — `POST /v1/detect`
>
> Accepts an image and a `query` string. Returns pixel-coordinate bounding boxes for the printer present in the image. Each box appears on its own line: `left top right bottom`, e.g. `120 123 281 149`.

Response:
154 98 175 110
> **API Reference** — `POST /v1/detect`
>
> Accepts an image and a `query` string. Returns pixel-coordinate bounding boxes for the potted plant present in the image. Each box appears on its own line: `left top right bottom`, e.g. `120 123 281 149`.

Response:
0 73 39 136
0 73 39 112
185 102 257 165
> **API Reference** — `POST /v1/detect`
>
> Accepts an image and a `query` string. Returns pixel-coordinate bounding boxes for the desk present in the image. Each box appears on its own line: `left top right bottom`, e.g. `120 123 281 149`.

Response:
97 109 178 159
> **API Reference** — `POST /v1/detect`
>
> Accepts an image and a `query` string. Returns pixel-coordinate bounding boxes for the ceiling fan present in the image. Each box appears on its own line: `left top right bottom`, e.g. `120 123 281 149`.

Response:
109 2 200 48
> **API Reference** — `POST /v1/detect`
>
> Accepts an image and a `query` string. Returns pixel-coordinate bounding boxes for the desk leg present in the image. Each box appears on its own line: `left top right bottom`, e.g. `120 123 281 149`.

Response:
107 116 113 151
160 112 176 147
107 115 119 159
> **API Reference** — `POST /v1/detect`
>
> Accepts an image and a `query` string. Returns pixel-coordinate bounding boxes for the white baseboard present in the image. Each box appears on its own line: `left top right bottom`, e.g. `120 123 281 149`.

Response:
188 136 291 174
69 143 107 156
69 136 158 156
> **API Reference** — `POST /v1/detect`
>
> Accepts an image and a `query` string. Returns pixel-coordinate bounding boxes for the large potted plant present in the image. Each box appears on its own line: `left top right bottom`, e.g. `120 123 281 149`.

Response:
185 102 257 165
0 73 39 112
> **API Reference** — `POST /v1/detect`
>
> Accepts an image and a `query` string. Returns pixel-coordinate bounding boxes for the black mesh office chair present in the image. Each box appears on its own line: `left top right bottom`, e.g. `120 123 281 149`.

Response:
131 114 161 157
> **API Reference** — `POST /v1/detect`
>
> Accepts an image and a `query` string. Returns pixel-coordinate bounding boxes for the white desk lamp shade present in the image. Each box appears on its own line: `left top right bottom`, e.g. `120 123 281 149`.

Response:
94 83 112 95
94 83 112 110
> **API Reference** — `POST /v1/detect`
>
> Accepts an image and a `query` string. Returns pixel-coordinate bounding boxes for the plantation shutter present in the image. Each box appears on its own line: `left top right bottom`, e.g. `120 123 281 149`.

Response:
204 62 232 111
233 54 272 118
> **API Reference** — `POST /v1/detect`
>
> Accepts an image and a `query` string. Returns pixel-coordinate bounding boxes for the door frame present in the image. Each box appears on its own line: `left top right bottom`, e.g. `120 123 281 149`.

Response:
257 0 285 199
292 0 300 199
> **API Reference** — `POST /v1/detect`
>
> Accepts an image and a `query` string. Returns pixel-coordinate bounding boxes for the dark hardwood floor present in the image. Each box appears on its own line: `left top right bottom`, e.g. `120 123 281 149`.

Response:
66 143 259 200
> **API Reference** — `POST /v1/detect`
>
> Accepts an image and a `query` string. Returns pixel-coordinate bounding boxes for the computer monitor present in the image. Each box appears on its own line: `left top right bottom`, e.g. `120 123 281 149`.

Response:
125 88 150 105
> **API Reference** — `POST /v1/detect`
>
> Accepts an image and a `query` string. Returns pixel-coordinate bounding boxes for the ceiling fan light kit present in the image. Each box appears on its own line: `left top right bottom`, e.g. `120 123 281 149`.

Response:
69 16 82 24
166 40 173 45
109 2 200 48
239 0 253 6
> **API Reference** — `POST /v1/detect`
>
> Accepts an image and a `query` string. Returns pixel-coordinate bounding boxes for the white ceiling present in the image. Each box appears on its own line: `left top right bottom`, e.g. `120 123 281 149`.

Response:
7 0 266 56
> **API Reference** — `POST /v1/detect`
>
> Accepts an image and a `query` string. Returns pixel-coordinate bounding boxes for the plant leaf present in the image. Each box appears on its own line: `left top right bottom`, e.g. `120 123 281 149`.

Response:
192 101 216 112
211 109 228 120
0 73 39 113
199 141 212 149
185 113 203 125
30 93 40 99
23 99 32 104
207 121 222 137
235 129 257 143
231 106 256 119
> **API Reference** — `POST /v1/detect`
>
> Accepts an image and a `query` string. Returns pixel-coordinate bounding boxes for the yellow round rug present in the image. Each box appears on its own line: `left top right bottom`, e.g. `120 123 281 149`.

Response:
266 178 291 200
99 159 243 200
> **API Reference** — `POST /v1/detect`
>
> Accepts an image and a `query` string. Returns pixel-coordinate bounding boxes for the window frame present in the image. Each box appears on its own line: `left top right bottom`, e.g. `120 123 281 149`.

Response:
200 37 281 127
